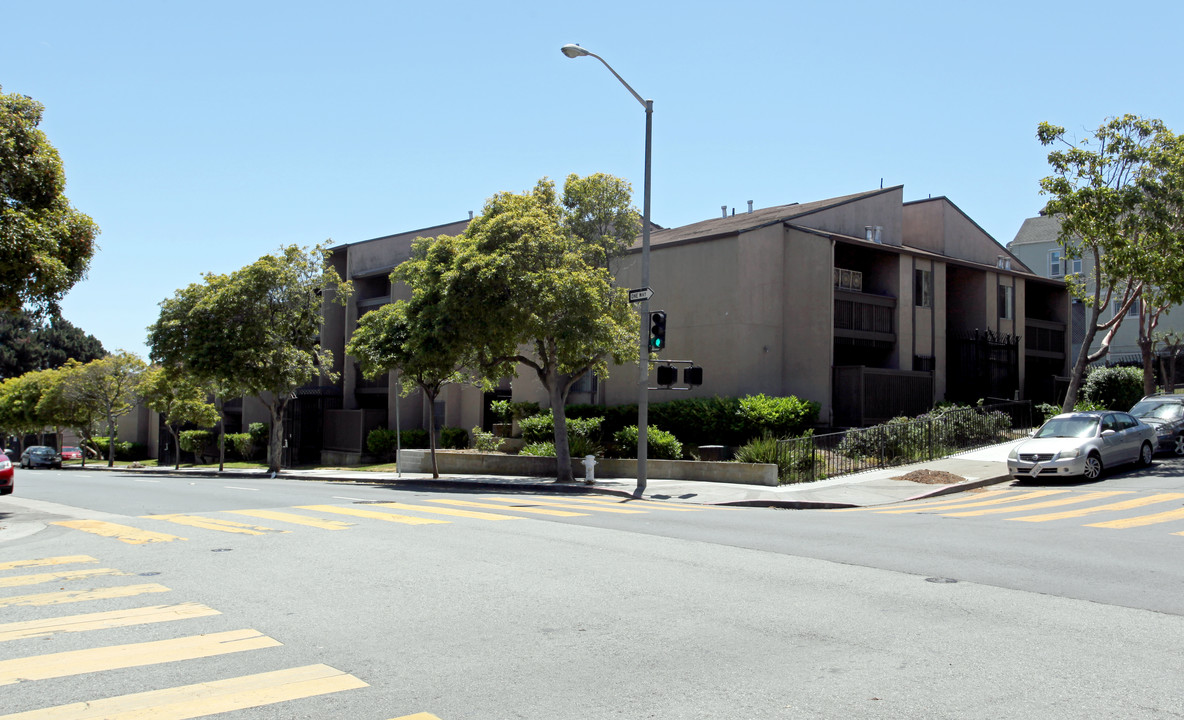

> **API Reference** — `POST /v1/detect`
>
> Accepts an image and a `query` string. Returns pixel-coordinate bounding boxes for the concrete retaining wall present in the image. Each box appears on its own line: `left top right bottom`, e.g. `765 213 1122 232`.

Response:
398 450 778 486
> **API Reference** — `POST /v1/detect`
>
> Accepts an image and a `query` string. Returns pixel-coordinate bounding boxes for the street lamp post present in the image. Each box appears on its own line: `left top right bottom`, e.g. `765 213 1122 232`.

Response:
561 44 652 498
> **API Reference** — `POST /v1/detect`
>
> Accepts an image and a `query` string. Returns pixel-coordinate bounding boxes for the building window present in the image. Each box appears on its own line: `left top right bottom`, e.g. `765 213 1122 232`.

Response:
913 355 935 372
1113 299 1139 318
998 284 1014 319
1049 250 1062 277
914 269 932 308
834 267 862 292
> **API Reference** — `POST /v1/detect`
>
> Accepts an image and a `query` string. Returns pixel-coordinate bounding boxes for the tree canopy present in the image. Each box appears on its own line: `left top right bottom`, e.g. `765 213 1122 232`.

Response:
447 174 640 482
1038 115 1184 408
148 244 349 473
0 310 106 379
0 86 99 315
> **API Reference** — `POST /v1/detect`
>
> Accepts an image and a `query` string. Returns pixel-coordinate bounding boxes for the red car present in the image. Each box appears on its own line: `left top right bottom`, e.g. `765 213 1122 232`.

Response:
60 446 83 461
0 453 13 495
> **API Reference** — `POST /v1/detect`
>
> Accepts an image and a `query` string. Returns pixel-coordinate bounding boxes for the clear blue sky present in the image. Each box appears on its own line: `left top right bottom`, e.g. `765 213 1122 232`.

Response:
4 0 1182 359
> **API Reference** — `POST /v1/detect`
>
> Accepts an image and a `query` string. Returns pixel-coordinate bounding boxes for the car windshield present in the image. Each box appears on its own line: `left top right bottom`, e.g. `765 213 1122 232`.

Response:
29 447 53 454
1130 402 1184 421
1035 417 1099 438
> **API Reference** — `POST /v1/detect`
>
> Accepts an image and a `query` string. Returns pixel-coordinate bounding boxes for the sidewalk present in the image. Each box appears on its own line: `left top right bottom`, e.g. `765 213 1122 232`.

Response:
53 439 1023 509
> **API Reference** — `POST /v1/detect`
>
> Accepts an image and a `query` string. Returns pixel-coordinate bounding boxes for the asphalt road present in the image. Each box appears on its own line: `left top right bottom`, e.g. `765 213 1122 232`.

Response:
2 464 1184 719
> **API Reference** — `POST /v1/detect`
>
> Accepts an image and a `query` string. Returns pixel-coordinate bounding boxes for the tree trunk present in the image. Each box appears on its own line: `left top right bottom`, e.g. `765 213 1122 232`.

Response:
425 390 439 479
171 426 181 470
1139 334 1157 398
267 398 287 474
548 375 574 483
216 397 225 472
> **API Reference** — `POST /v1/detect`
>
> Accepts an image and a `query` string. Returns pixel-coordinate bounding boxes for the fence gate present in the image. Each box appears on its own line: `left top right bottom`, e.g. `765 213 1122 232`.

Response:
947 329 1019 404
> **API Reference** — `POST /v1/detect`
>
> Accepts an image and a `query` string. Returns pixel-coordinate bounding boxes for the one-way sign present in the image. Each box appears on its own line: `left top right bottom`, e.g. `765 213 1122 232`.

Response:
628 287 654 303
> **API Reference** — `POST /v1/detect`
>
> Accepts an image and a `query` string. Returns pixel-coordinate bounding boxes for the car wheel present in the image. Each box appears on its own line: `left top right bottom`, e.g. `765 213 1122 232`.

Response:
1082 453 1103 481
1174 435 1184 456
1139 441 1154 468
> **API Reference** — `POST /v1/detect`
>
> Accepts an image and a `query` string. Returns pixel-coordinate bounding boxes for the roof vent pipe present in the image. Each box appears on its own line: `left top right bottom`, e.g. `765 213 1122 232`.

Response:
874 226 882 243
865 226 874 242
468 211 474 220
721 205 727 218
747 200 754 214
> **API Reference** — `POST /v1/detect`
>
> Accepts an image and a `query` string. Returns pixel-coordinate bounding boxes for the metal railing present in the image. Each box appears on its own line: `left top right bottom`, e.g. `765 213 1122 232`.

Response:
774 401 1033 485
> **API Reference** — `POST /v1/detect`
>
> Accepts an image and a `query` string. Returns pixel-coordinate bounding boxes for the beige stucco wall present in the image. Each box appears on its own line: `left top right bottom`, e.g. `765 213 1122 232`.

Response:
797 187 904 247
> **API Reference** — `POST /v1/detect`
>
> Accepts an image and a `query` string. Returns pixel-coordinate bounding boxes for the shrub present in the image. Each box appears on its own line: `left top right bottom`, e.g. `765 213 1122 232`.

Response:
611 425 683 460
366 428 399 459
226 433 255 461
489 400 514 424
178 430 215 461
441 426 468 450
399 429 430 449
510 401 540 421
471 427 500 452
248 422 269 448
733 431 819 484
91 437 150 462
736 394 820 440
836 405 1015 462
520 441 556 457
519 411 603 445
1080 365 1144 411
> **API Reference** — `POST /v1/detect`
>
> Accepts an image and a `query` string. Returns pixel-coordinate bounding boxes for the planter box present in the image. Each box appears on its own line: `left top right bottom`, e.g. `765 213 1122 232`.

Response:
398 450 778 486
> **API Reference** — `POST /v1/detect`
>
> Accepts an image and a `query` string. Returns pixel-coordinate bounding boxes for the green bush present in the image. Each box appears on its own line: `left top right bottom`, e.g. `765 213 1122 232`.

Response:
520 441 556 457
1080 365 1144 411
736 394 820 440
91 437 150 462
226 433 256 461
441 427 468 450
836 405 1014 462
471 426 500 452
489 400 514 424
610 425 683 460
248 422 269 448
519 411 603 445
733 431 819 484
178 430 215 461
366 428 398 458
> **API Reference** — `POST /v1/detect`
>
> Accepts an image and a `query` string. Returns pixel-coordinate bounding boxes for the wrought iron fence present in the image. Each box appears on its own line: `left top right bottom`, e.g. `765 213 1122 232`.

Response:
774 401 1033 485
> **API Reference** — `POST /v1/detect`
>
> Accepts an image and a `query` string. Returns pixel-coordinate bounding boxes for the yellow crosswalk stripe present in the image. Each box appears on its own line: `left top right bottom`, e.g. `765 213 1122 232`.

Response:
555 496 704 512
296 505 450 525
142 515 289 536
0 629 281 686
0 663 367 719
0 568 130 589
372 502 524 521
481 497 648 514
1087 506 1184 529
874 490 1070 514
0 583 171 608
227 509 353 529
389 714 443 720
0 556 98 572
0 603 221 643
1011 493 1184 522
939 491 1133 517
424 499 587 517
51 520 185 544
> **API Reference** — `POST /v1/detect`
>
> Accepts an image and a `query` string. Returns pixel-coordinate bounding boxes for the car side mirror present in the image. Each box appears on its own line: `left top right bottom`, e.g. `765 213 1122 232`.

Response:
1101 429 1116 437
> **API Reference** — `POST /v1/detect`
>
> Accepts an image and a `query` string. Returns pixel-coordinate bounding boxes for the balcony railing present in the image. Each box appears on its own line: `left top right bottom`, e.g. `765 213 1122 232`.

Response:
834 289 895 342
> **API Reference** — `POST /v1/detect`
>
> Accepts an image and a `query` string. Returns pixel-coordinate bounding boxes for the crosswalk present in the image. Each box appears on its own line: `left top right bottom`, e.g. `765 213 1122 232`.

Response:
0 555 444 719
47 495 713 545
835 488 1184 535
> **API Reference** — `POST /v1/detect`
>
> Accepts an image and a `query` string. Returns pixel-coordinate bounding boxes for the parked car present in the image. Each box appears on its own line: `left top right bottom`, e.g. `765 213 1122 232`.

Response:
60 446 83 461
2 448 15 462
1007 411 1156 481
20 446 62 469
0 453 12 494
1129 395 1184 456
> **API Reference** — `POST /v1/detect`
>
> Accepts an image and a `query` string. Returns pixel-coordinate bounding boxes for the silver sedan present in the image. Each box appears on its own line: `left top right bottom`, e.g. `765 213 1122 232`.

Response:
1007 411 1156 481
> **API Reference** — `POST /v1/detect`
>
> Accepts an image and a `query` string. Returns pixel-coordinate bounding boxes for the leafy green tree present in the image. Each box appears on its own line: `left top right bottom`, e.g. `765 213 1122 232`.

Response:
140 365 219 469
0 310 106 379
445 175 640 482
63 352 147 466
1038 115 1174 410
0 86 99 315
0 370 52 446
148 245 349 473
35 361 103 464
347 235 468 478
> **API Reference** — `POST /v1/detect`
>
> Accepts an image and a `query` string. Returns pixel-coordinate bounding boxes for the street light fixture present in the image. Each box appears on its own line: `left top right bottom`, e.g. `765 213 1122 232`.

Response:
561 43 653 498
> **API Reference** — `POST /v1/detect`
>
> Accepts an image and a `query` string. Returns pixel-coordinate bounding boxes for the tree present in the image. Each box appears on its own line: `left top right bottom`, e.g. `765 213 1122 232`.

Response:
140 365 219 470
346 234 469 478
0 310 106 379
148 245 349 473
62 352 147 466
35 361 104 464
1038 115 1174 410
0 86 99 315
0 370 53 447
443 175 640 482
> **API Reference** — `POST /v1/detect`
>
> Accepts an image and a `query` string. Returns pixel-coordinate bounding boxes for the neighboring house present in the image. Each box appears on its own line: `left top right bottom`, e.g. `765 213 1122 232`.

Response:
1006 212 1184 369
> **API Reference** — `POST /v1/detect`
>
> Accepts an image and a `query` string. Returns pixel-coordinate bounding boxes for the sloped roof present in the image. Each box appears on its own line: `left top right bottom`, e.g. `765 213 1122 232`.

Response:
1007 214 1063 248
636 187 900 249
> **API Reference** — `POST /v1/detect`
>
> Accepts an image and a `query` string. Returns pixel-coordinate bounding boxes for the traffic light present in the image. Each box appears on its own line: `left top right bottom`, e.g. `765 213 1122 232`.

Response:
683 366 703 386
649 311 667 352
655 365 677 387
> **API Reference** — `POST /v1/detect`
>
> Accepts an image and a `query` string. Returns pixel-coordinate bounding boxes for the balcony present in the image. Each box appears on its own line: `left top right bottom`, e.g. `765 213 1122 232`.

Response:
834 289 896 344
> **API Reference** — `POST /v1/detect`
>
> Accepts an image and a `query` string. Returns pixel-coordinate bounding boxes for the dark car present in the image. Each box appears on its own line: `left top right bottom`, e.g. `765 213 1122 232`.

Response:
20 446 62 469
1129 395 1184 456
0 453 12 494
